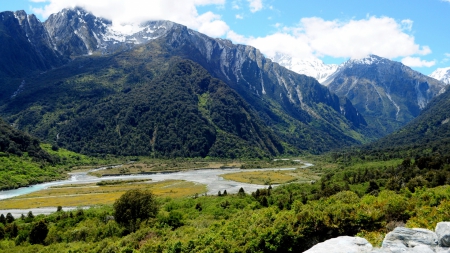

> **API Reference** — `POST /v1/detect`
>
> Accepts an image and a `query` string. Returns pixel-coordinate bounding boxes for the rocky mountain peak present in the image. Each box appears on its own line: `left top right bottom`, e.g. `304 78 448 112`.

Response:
430 67 450 85
323 54 447 136
271 53 338 84
346 54 389 66
44 7 179 57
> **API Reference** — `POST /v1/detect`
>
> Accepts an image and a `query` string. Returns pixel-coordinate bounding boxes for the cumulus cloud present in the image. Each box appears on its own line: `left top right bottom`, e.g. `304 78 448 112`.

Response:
229 16 432 62
31 0 229 37
247 0 263 13
401 57 436 67
236 14 244 19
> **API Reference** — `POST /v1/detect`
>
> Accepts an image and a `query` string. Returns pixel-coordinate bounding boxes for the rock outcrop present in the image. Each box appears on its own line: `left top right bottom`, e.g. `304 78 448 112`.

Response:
303 222 450 253
302 236 373 253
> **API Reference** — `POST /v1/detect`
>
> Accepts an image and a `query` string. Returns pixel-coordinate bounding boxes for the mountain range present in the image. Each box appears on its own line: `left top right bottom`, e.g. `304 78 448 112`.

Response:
276 54 448 137
1 7 450 158
0 8 369 157
322 55 447 136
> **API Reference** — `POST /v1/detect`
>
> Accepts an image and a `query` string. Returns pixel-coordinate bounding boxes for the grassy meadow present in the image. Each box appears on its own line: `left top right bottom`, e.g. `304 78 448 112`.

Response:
0 180 206 209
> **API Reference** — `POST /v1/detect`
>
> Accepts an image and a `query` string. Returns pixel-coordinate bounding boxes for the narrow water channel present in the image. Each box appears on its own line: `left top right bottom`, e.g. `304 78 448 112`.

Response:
0 162 313 216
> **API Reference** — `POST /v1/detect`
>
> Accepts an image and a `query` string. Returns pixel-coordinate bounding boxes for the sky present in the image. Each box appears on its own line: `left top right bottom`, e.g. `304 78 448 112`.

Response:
1 0 449 75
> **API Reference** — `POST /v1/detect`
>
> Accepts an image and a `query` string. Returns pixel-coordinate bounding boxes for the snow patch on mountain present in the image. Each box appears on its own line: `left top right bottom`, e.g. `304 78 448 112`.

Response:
270 53 338 84
430 67 450 85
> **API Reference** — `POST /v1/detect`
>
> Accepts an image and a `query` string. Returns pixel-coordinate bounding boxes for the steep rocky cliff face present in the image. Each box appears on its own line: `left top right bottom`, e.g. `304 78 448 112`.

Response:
0 11 64 78
323 55 447 137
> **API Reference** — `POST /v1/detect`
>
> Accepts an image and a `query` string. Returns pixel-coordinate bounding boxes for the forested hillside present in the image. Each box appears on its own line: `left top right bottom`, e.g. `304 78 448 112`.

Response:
363 85 450 156
1 56 284 158
0 118 53 162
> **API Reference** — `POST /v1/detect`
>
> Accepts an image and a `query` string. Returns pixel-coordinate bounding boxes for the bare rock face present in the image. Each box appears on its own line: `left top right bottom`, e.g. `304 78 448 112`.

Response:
303 223 450 253
303 236 373 253
382 227 438 250
436 222 450 247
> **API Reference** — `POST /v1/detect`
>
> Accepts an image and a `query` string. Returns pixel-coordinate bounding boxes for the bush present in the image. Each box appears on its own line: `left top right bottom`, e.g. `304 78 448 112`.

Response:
29 220 49 244
114 189 158 232
5 213 14 224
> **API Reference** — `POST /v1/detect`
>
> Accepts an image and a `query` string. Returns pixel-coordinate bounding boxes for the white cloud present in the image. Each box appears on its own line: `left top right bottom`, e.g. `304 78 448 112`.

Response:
226 30 249 44
442 53 450 63
401 57 436 67
227 16 432 62
196 12 230 38
247 0 263 13
236 14 244 19
31 0 229 37
401 19 413 31
232 0 241 9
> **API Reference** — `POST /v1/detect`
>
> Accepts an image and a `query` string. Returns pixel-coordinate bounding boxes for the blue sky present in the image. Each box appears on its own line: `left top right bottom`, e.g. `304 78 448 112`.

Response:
2 0 449 74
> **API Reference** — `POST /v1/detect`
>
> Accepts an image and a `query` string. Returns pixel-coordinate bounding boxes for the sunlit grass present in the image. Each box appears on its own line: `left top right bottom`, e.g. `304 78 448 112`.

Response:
0 180 206 209
221 169 320 185
88 161 244 177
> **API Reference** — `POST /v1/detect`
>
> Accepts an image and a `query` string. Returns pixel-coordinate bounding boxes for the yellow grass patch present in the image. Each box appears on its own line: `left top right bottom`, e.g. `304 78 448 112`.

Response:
0 180 206 209
221 169 320 185
88 161 244 177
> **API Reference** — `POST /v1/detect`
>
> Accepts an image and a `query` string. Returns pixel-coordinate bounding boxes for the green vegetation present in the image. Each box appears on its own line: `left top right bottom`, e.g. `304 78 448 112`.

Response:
361 85 450 157
1 56 285 158
0 118 110 190
1 155 449 252
114 189 158 232
221 169 319 185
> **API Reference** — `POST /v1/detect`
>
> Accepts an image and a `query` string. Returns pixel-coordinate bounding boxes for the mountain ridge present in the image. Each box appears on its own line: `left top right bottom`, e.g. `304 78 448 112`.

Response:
270 54 338 84
322 55 447 137
0 8 372 156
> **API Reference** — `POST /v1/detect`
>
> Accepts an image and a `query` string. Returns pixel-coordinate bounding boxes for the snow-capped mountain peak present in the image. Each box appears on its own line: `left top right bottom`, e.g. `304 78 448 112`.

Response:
270 53 338 84
430 67 450 85
347 55 387 65
44 7 176 56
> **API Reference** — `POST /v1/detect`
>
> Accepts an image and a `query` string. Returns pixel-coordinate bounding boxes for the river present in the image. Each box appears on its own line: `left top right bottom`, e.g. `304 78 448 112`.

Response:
0 162 313 217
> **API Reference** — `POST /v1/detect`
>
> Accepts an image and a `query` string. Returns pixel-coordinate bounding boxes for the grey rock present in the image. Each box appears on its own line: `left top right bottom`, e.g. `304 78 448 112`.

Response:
436 222 450 247
382 227 438 250
435 247 450 253
303 236 373 253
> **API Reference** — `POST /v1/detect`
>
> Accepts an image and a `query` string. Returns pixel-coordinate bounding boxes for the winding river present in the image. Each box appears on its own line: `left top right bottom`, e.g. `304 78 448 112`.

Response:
0 162 313 217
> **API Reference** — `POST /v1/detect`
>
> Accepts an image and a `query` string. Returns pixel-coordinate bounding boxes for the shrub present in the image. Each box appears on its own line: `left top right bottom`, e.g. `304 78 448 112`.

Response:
114 189 158 232
29 220 49 244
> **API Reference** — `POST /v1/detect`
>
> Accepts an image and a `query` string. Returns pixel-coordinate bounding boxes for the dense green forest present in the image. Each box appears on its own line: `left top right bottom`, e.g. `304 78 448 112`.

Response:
1 56 285 158
1 155 450 252
0 117 112 190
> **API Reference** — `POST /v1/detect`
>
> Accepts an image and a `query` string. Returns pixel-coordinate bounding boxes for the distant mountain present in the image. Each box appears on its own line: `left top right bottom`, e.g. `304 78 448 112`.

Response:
0 11 65 79
367 83 450 155
271 53 338 83
430 67 450 85
0 10 68 102
322 55 447 137
0 8 370 156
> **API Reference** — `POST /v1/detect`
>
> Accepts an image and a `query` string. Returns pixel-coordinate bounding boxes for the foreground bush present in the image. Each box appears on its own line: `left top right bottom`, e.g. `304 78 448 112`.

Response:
114 189 158 232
